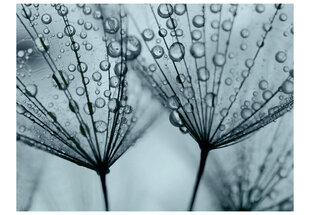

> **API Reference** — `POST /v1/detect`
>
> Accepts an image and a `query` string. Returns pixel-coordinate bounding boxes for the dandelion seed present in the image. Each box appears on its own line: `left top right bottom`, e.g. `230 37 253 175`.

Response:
204 113 293 211
129 3 293 210
16 4 159 211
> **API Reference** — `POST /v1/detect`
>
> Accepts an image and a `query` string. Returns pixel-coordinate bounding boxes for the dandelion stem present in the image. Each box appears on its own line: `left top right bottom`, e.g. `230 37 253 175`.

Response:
188 149 209 211
99 170 109 211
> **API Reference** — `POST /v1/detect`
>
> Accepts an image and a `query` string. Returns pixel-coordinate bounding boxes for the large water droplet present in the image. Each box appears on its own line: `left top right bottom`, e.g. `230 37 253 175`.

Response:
275 51 287 63
142 29 154 41
151 45 164 59
95 120 107 133
198 67 209 81
41 13 52 24
280 80 293 94
157 4 173 18
95 97 106 108
99 60 111 71
192 15 204 28
114 62 128 76
25 84 38 97
169 110 183 127
104 17 120 34
169 42 185 62
190 42 205 58
213 52 226 66
108 41 121 58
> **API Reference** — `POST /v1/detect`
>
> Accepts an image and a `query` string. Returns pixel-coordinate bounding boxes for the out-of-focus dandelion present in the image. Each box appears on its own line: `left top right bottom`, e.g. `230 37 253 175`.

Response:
16 4 158 211
128 3 293 210
204 112 293 211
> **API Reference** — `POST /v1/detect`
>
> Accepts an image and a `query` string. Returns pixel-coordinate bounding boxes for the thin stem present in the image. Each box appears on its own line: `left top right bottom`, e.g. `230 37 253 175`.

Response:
99 171 109 211
188 149 209 211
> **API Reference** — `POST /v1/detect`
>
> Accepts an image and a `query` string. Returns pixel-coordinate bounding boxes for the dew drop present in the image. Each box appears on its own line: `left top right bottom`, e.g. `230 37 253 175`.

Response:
213 52 226 67
190 42 205 58
92 71 102 82
259 80 269 90
183 87 194 99
169 110 183 127
192 15 204 28
157 4 173 18
174 4 186 15
107 41 121 58
95 97 106 108
280 80 293 94
114 62 128 77
255 4 265 13
198 67 209 81
25 84 38 97
41 13 52 24
142 29 154 41
104 17 120 34
167 96 181 110
95 120 107 133
191 30 202 40
151 45 164 59
108 98 119 113
99 60 111 71
69 99 79 113
109 76 120 88
275 51 287 63
241 108 252 119
169 42 185 62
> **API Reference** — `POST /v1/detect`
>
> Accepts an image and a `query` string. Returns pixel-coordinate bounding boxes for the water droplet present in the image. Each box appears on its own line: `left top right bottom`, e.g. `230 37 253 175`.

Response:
190 42 205 58
245 58 254 68
142 29 154 41
80 123 89 137
279 13 288 21
174 4 186 15
169 42 185 62
275 51 287 63
95 97 106 108
241 108 252 119
184 103 194 113
83 102 96 115
109 76 120 88
205 93 216 107
255 4 265 13
151 45 164 59
107 41 121 57
248 187 263 203
17 104 26 114
176 74 185 83
210 4 221 13
92 71 102 82
99 60 111 71
114 62 128 76
41 13 52 24
263 90 273 100
64 25 76 37
169 110 183 127
95 120 107 133
104 17 119 34
213 52 226 67
191 30 202 40
192 15 204 28
280 80 293 94
198 67 209 81
25 84 38 97
124 36 141 60
166 18 177 29
252 102 261 110
222 20 232 31
69 99 79 113
183 87 194 99
158 28 167 37
240 28 250 38
167 96 181 110
77 62 88 73
157 4 173 18
225 77 232 86
76 87 85 96
35 35 49 52
259 80 269 90
108 98 119 112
